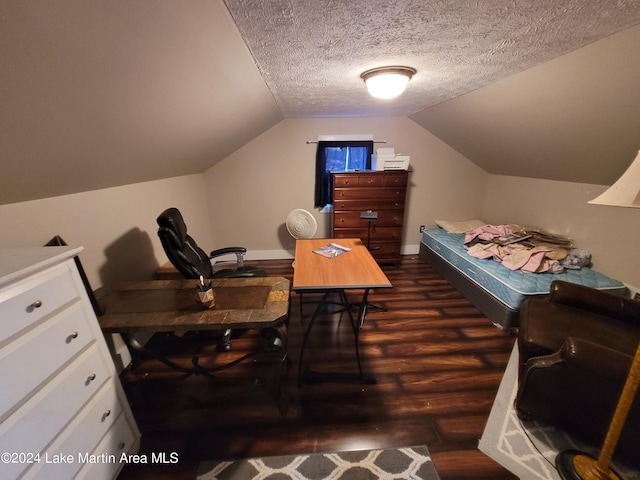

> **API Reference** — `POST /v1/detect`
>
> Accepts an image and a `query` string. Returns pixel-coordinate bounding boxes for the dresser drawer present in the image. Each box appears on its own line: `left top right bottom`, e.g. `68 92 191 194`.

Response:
76 413 139 480
22 379 123 480
357 175 386 187
333 226 402 242
333 172 407 187
0 343 108 479
0 301 93 419
333 199 405 211
383 172 408 187
333 187 405 201
334 210 405 228
369 242 402 261
0 262 78 344
333 174 385 187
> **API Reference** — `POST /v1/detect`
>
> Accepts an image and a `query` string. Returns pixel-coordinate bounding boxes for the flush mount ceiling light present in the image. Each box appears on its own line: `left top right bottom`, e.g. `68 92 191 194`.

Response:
360 66 417 99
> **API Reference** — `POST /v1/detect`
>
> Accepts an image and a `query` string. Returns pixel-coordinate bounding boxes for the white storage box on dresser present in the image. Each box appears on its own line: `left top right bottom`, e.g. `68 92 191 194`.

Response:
0 247 140 480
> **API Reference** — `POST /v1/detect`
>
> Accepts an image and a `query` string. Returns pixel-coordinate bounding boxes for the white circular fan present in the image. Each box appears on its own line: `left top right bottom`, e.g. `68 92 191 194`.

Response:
286 209 317 239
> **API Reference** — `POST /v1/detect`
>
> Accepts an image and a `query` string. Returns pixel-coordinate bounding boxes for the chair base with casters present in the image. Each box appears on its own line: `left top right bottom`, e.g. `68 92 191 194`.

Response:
156 207 267 350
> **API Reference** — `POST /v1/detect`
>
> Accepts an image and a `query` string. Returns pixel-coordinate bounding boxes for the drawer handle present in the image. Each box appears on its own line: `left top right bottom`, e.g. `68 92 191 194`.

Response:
102 409 111 421
118 441 126 450
88 373 97 382
31 300 43 309
67 331 79 343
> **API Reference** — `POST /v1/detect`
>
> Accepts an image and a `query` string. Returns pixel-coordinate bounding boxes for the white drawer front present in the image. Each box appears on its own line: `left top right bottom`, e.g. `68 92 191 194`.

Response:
0 262 78 345
76 413 138 480
0 343 109 479
0 301 93 419
22 379 123 480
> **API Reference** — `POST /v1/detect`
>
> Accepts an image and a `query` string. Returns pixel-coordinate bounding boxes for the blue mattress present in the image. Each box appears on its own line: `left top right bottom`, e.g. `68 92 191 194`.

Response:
421 228 625 310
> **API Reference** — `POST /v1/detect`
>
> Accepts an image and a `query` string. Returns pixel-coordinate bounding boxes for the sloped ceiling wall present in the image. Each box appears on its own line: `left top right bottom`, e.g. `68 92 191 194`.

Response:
410 24 640 185
1 1 639 206
0 1 281 205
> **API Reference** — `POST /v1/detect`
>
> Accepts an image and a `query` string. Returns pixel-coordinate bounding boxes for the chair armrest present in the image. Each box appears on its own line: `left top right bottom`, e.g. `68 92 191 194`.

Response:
515 336 640 465
209 247 247 267
561 336 633 381
547 280 631 320
518 336 632 401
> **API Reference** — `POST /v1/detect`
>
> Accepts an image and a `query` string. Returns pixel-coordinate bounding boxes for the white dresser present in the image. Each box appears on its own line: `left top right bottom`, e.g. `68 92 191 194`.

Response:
0 247 140 480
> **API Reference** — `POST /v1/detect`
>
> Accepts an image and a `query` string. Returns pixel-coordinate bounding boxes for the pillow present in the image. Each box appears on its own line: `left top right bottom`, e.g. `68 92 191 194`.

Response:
435 219 486 234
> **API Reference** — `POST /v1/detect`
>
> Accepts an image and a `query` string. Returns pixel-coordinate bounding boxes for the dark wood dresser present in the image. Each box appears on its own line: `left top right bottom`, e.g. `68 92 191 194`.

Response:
331 170 409 264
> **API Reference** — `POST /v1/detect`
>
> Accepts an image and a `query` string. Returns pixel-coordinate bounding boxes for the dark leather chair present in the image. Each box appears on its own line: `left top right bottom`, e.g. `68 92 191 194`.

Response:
515 280 640 467
157 207 266 349
157 207 266 280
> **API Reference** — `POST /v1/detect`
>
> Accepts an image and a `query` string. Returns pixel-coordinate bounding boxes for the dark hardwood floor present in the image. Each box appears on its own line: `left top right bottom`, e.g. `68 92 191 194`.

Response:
117 256 518 480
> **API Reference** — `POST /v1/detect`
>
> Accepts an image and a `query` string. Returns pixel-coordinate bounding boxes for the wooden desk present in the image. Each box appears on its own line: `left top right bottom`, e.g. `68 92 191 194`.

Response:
293 239 392 291
96 277 290 380
293 238 392 385
98 277 290 333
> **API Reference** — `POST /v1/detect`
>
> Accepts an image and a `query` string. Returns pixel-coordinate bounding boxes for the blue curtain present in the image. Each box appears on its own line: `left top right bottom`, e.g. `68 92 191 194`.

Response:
314 140 373 207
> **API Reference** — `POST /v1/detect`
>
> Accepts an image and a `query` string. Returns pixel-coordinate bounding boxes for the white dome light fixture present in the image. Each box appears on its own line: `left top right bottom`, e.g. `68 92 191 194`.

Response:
361 66 417 99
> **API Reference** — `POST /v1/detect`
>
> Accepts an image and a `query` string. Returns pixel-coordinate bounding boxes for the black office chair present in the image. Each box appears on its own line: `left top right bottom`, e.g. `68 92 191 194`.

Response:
157 207 266 350
157 207 266 279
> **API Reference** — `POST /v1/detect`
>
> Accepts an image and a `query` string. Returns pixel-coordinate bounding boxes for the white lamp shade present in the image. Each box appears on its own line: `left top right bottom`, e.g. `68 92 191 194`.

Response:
589 150 640 208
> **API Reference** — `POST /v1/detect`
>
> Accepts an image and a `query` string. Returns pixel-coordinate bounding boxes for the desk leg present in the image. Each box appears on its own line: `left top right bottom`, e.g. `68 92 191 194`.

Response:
121 333 194 375
298 289 376 386
298 291 330 387
121 327 289 403
352 289 368 378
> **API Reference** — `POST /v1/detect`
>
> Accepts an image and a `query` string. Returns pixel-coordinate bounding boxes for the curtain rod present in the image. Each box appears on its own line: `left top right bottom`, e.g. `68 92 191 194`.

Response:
306 140 386 144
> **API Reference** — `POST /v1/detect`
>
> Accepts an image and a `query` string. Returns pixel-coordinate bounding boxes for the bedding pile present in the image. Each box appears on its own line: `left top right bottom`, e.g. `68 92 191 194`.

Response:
423 222 624 330
463 224 589 274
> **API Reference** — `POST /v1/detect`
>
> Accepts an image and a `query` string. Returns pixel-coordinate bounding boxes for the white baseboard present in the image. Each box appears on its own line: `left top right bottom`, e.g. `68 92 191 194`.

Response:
244 244 421 261
402 244 420 255
244 249 294 260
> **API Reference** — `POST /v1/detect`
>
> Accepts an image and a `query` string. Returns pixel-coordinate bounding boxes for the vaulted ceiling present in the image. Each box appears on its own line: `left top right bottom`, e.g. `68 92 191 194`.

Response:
2 1 640 205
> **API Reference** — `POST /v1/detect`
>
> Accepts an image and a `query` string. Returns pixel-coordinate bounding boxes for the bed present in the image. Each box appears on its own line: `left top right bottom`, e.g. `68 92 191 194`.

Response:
419 227 626 332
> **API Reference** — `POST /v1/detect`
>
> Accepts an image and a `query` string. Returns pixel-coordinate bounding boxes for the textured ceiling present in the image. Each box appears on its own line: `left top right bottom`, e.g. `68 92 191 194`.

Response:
225 0 640 118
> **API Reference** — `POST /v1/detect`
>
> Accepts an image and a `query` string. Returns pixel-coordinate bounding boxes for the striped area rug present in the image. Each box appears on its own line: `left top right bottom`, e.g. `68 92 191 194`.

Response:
197 445 440 480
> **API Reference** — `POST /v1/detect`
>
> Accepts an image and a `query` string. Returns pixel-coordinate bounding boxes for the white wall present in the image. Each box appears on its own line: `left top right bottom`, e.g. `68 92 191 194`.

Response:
482 175 640 288
2 120 637 293
0 117 488 288
0 174 211 289
203 117 489 258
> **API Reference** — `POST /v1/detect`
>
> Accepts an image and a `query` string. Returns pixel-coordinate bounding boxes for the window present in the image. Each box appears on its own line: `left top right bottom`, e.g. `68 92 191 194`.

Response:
314 140 373 208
